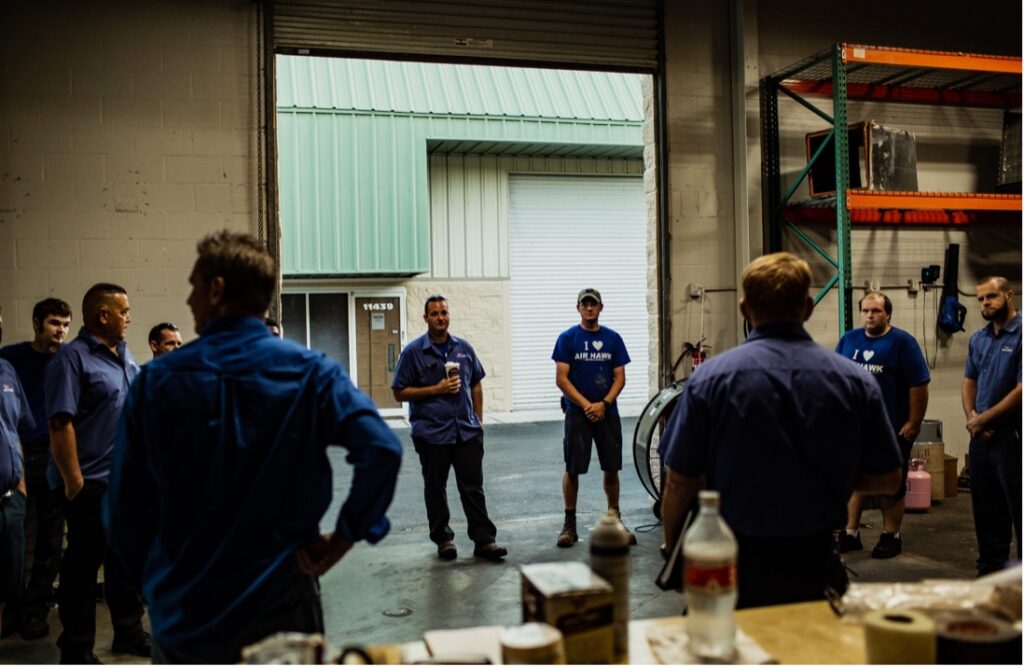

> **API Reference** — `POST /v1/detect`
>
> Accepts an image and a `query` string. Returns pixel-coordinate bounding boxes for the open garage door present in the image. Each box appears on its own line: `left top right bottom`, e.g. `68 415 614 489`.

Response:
509 174 649 412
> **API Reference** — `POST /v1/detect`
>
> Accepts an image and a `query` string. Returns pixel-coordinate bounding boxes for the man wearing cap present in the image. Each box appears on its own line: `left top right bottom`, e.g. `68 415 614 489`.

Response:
552 288 634 547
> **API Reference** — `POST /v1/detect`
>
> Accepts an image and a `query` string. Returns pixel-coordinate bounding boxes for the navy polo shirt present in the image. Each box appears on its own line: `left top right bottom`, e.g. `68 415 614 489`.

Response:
1 358 34 492
392 332 485 444
0 341 55 445
659 322 901 538
44 328 140 487
965 313 1022 428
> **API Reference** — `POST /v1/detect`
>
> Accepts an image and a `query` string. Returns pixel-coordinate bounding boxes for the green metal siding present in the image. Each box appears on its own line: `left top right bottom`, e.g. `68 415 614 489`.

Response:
278 56 644 277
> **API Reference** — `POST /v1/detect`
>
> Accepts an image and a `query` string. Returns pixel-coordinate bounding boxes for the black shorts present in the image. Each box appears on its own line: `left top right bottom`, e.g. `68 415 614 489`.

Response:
563 408 623 475
894 435 913 501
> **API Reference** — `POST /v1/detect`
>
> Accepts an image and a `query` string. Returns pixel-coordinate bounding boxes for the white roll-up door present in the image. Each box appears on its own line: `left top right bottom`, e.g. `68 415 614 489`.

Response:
509 175 649 412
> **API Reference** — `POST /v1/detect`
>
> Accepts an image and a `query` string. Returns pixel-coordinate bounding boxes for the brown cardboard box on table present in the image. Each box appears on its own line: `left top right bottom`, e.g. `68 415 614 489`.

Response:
521 562 613 664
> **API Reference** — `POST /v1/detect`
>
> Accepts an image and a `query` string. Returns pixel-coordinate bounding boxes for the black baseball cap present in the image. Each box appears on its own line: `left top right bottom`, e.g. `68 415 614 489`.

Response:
577 288 602 305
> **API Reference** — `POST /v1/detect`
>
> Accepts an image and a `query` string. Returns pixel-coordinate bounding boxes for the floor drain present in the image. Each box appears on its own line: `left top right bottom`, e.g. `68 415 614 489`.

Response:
383 607 413 618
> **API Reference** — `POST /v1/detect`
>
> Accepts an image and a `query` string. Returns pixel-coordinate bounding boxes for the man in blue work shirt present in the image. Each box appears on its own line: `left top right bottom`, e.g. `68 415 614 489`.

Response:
659 252 902 608
962 276 1021 576
552 288 634 548
45 284 148 663
836 291 930 559
392 295 506 562
0 312 33 638
0 297 72 640
105 231 403 664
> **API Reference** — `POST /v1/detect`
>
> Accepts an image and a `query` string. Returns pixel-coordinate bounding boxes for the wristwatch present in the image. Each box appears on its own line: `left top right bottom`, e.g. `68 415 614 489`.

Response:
600 399 611 408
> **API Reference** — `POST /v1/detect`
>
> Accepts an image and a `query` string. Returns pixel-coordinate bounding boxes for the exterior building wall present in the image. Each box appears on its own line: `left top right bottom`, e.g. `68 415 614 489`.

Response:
0 0 257 354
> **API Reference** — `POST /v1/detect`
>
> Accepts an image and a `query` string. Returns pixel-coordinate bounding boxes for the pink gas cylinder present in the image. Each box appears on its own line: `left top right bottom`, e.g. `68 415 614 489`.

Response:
905 459 931 512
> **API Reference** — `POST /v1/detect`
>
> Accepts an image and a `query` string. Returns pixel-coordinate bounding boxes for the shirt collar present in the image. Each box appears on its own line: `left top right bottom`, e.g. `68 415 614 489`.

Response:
744 321 812 344
201 315 270 337
984 313 1021 337
77 327 127 359
419 333 461 352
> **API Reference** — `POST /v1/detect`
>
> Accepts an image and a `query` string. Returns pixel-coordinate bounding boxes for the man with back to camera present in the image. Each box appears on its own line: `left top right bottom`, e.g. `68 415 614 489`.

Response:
44 284 149 663
552 288 635 548
835 291 930 559
147 322 182 359
659 253 903 608
391 294 507 562
0 311 33 639
0 298 71 639
962 276 1021 576
105 231 403 663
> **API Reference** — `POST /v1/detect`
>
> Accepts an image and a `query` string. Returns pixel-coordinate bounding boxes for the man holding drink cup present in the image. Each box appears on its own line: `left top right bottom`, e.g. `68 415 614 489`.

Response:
392 295 506 562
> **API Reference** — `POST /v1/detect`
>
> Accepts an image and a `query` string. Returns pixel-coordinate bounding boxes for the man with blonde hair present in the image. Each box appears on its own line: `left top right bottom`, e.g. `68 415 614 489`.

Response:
659 252 902 608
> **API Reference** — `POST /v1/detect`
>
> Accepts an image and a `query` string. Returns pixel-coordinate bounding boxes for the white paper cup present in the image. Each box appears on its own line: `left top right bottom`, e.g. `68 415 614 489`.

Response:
445 361 460 379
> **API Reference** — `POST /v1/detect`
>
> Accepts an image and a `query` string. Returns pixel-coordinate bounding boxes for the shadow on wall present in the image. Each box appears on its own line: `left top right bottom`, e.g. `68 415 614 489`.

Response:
963 228 1023 289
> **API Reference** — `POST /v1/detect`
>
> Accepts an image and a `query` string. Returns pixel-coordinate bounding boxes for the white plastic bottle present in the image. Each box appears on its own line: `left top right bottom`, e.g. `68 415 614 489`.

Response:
589 510 631 659
683 490 738 660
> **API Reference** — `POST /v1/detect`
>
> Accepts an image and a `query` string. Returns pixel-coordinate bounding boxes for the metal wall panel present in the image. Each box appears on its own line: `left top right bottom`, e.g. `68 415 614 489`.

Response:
273 0 659 71
279 109 642 275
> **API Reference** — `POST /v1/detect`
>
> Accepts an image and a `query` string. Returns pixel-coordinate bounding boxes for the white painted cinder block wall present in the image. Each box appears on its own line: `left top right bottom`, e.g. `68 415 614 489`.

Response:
0 1 258 356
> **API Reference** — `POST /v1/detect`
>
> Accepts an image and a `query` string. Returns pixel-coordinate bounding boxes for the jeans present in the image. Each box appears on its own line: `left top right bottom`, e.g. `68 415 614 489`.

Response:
151 575 323 664
413 435 497 545
21 440 65 620
56 480 144 657
0 490 27 609
969 427 1022 575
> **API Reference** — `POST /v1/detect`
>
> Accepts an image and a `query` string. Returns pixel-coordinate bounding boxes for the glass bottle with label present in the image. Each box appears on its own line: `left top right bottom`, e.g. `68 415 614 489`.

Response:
683 490 737 660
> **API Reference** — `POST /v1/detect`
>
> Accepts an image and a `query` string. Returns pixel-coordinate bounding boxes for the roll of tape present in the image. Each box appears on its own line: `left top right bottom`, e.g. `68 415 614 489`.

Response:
501 623 566 665
936 615 1022 664
863 609 936 664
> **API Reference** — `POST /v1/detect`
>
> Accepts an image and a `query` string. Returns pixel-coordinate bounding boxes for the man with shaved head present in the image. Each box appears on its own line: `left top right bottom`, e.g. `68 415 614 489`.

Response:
963 276 1021 576
45 284 149 663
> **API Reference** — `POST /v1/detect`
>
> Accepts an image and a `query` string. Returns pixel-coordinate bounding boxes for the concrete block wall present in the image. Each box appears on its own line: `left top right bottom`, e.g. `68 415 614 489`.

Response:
0 1 257 355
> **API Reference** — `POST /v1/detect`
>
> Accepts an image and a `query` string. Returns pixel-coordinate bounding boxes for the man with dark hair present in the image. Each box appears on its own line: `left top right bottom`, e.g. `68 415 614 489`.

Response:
392 295 506 562
0 312 34 639
836 291 930 559
552 288 634 548
45 284 148 663
0 298 71 639
962 276 1021 576
147 323 181 359
659 252 902 608
106 230 403 663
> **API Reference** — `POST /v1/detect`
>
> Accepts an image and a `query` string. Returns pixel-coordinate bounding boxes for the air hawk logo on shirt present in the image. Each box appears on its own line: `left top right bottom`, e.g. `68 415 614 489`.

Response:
851 350 883 374
1 383 14 393
862 350 875 361
575 339 613 362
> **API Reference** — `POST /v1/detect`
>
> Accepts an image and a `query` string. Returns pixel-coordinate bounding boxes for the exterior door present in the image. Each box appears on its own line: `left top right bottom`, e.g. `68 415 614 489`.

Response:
355 296 402 409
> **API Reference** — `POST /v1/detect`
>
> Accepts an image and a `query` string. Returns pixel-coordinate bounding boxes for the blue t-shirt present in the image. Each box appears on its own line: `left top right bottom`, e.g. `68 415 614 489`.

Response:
835 326 930 433
659 323 901 538
1 359 34 492
965 313 1022 429
392 333 486 444
0 341 55 445
551 325 630 414
44 328 140 488
104 316 402 651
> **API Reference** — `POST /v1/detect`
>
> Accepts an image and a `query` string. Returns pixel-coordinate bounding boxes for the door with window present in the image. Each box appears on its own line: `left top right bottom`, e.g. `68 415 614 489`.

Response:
354 296 402 409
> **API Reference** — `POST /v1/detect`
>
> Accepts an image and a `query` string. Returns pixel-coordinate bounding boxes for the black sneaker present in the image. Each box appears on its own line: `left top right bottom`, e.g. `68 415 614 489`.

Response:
556 522 578 548
111 629 152 657
837 531 862 553
437 540 457 560
872 532 902 559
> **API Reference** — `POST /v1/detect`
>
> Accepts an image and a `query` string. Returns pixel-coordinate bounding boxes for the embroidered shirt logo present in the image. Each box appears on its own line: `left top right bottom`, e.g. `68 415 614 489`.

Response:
1 383 14 393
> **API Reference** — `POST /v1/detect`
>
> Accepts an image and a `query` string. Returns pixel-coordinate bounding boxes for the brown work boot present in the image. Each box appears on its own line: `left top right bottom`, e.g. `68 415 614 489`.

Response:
557 521 578 547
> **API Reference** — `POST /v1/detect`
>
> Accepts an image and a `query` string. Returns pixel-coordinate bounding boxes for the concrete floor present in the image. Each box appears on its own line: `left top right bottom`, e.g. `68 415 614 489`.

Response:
0 416 1007 664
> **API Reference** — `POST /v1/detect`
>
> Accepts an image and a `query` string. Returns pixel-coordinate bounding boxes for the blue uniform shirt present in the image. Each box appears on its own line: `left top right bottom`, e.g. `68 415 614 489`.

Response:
1 359 34 492
551 325 630 414
659 322 901 538
104 316 402 651
392 332 486 444
835 326 930 432
0 342 53 445
965 313 1022 428
44 328 140 488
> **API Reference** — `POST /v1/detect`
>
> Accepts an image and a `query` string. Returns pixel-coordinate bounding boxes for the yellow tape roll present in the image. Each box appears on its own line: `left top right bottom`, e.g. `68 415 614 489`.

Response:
863 609 937 664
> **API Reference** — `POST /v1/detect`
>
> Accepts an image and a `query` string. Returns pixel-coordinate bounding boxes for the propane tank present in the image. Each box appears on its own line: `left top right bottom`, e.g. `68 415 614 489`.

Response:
589 511 631 659
905 459 931 512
